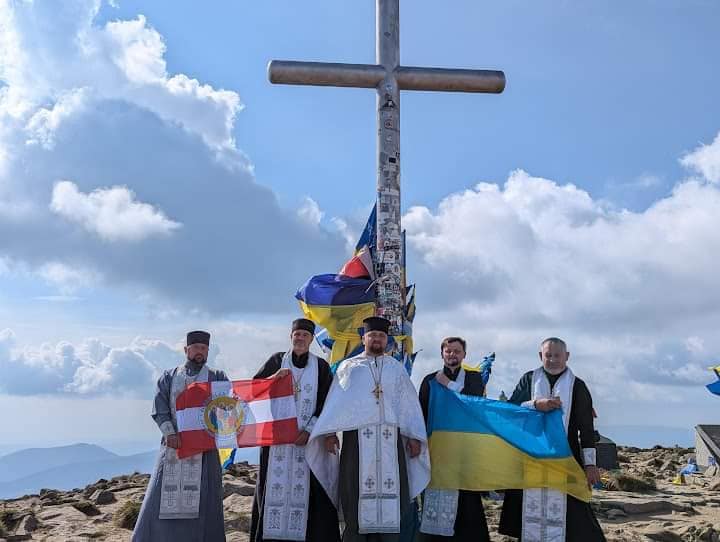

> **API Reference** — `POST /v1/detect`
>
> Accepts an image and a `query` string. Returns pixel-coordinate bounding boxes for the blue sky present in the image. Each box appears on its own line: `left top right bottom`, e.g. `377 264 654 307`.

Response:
1 0 719 452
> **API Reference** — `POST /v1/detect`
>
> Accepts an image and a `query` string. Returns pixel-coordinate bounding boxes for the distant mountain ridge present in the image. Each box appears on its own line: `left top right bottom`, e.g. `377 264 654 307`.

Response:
0 443 118 483
0 443 259 499
0 443 153 499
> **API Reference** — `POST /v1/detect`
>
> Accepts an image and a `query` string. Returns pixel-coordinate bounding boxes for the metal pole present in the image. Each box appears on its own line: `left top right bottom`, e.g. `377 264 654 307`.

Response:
375 0 403 336
268 61 386 88
396 66 505 93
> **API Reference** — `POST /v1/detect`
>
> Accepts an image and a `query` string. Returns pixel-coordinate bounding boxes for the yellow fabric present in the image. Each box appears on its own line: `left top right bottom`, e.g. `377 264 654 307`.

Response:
330 338 363 364
218 448 232 468
428 431 592 502
298 300 375 341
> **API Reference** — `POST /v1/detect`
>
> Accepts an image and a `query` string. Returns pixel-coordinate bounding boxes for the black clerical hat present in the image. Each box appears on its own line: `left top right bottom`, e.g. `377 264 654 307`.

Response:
292 318 316 334
187 330 210 346
362 316 391 334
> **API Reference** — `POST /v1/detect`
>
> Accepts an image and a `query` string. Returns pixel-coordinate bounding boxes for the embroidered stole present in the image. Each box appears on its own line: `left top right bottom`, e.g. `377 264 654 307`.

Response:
420 368 466 536
263 352 318 540
358 423 401 533
159 364 209 520
521 367 576 542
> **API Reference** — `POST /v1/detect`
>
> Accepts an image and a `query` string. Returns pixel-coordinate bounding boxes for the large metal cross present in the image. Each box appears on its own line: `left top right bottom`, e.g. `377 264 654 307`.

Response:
269 0 505 336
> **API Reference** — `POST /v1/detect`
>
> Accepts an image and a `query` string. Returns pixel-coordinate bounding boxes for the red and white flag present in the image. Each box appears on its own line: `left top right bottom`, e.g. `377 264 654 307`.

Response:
175 374 299 459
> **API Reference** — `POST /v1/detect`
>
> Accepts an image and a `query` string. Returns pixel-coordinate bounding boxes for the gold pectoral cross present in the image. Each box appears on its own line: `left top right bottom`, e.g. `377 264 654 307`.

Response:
372 384 383 403
294 382 301 398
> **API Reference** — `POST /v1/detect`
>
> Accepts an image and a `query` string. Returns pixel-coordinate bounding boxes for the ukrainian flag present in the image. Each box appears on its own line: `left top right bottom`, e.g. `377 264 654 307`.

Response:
426 381 591 502
295 273 376 342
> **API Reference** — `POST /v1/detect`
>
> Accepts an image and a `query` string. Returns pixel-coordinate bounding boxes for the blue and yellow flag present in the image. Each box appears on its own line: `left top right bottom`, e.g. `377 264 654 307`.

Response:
426 381 591 502
295 273 376 342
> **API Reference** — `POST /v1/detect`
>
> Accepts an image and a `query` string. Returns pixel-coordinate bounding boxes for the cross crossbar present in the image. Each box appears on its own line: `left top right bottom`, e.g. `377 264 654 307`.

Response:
268 60 505 93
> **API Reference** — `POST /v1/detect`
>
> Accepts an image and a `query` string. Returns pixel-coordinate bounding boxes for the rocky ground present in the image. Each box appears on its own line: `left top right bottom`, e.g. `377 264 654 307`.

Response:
0 447 718 541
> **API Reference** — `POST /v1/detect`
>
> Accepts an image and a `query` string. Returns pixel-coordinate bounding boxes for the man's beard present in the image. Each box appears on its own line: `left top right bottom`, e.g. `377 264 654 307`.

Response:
189 355 207 364
367 344 384 356
544 363 565 375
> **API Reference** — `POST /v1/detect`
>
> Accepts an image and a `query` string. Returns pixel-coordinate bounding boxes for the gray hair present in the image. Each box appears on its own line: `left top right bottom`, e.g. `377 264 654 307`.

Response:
540 337 567 351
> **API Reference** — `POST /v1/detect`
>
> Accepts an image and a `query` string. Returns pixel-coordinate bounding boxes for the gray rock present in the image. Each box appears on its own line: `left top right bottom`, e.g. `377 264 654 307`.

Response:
622 500 673 515
91 489 116 505
12 514 38 537
641 528 683 542
223 481 256 498
606 508 627 519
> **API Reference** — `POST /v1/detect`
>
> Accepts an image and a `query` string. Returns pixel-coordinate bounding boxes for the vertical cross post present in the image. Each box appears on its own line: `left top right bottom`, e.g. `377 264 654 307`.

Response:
269 0 505 337
375 0 402 332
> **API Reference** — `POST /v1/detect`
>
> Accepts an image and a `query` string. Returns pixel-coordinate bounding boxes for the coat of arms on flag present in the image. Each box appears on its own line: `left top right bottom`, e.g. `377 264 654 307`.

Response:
176 374 299 458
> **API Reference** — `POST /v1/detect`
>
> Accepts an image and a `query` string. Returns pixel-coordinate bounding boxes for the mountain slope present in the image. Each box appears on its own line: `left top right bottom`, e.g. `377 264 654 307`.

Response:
0 443 118 483
0 450 156 499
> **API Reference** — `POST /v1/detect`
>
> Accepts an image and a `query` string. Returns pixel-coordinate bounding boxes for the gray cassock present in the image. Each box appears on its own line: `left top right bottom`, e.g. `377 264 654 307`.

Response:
132 360 228 542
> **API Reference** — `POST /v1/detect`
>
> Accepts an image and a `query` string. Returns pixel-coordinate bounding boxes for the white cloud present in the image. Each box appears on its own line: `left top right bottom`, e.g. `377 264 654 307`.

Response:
0 330 186 396
0 0 346 312
0 2 242 156
37 262 100 293
297 196 324 227
685 336 705 354
25 88 89 149
0 324 300 397
681 132 720 184
50 180 181 242
403 150 720 416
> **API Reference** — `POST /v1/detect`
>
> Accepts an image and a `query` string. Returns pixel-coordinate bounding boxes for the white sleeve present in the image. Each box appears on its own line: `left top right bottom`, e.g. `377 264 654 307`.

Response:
447 381 463 393
583 448 597 466
521 400 536 410
305 416 318 434
160 421 176 437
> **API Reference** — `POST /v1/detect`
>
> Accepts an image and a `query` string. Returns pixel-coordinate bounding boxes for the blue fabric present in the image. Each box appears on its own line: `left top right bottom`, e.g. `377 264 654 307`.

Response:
295 273 375 306
707 379 720 396
427 381 573 460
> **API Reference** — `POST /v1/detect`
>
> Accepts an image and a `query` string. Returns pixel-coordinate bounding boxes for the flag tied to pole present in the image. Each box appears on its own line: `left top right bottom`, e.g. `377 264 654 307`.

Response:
175 374 299 459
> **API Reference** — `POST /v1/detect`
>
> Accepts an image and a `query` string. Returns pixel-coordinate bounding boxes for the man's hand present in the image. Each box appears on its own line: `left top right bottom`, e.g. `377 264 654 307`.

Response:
406 438 421 458
165 434 181 449
272 368 291 380
585 465 601 488
325 435 340 455
534 397 562 412
294 431 310 447
434 371 450 387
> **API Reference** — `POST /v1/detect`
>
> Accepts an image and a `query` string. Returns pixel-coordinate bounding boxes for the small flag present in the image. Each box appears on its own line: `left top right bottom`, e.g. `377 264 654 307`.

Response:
176 375 299 459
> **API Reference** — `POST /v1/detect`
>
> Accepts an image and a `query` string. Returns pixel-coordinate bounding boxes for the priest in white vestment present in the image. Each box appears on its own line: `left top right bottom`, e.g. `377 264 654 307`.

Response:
306 316 430 541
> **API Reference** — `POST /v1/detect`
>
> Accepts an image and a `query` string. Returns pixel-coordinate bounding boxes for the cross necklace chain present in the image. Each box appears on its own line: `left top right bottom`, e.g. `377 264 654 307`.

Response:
369 357 384 404
291 364 306 399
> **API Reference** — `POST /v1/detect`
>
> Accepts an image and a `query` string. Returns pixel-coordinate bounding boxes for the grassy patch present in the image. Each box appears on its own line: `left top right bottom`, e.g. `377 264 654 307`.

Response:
114 500 142 530
0 510 15 534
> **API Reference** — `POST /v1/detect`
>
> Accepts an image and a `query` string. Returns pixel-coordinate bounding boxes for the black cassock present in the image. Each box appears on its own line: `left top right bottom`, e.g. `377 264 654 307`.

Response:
498 369 606 541
417 367 491 542
249 352 340 542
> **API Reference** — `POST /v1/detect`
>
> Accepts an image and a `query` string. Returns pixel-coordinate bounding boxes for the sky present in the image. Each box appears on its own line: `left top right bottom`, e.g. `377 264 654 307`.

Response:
1 0 719 453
